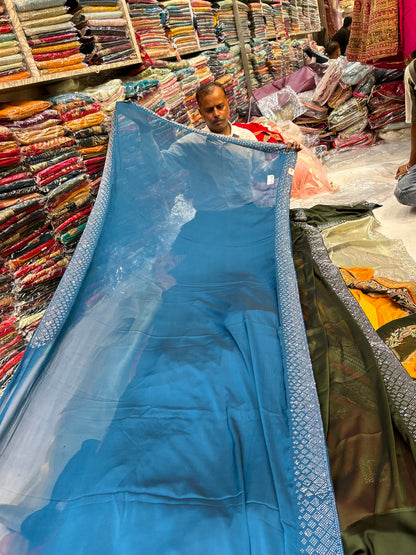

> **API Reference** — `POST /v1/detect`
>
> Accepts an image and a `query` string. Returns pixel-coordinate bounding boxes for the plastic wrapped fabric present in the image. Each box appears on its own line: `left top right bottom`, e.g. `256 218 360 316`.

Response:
327 84 353 109
27 149 78 173
0 126 13 141
2 109 59 129
312 57 348 106
23 22 76 37
0 103 342 555
13 126 66 146
257 86 306 123
353 68 382 98
63 112 105 132
328 97 368 133
48 92 93 105
333 130 376 150
36 54 85 70
33 49 80 61
28 32 77 45
59 103 101 122
373 80 405 100
14 0 66 12
31 41 81 55
39 63 87 76
368 105 406 129
17 5 68 21
0 101 51 121
21 136 75 156
340 62 372 86
21 13 73 30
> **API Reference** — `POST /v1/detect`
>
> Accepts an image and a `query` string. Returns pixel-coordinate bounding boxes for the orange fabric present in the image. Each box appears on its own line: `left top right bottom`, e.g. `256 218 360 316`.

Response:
340 267 409 329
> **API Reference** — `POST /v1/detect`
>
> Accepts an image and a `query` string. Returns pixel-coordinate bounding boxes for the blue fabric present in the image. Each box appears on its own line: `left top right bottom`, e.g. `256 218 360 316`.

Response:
0 103 343 554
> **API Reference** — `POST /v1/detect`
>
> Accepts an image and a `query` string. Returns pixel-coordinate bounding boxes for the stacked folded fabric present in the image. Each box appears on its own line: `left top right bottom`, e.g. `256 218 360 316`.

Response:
215 0 249 44
268 40 286 78
248 3 265 39
126 0 171 60
215 72 238 122
262 2 276 39
76 0 136 66
0 1 31 82
124 75 168 116
160 0 198 55
305 0 320 31
281 0 291 34
14 0 86 75
188 53 213 85
139 67 191 125
42 92 97 253
245 42 259 90
191 0 217 49
201 48 224 79
166 60 202 128
0 315 25 393
287 0 300 34
367 80 406 133
250 39 274 86
218 44 249 120
271 1 286 39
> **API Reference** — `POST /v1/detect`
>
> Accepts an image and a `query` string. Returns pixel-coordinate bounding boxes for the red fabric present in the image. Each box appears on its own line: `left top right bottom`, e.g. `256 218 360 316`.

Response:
234 122 285 143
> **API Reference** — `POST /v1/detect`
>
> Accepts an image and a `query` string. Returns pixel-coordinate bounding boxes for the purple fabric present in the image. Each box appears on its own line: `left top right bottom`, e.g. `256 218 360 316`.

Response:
252 66 319 103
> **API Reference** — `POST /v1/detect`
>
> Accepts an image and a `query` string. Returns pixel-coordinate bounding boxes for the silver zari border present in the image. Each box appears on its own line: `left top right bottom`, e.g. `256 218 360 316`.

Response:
301 222 416 441
275 175 344 554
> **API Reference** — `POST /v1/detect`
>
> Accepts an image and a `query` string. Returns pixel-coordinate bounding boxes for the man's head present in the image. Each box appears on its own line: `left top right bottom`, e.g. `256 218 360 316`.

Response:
196 82 230 135
327 40 341 59
343 16 352 30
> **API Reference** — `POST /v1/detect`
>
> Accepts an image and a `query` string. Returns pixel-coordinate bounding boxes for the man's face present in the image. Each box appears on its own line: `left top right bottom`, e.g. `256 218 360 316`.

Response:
198 88 230 135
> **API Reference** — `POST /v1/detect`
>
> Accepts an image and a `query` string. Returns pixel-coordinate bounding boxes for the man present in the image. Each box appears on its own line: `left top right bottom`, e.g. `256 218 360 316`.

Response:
331 16 352 57
196 82 257 140
196 81 300 150
394 57 416 206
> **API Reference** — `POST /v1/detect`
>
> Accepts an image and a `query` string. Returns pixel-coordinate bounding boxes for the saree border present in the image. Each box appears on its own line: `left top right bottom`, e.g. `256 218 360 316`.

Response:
302 222 416 442
274 180 344 552
3 103 344 552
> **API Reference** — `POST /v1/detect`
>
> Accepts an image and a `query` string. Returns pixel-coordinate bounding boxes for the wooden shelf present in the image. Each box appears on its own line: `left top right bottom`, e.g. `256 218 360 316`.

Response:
0 58 142 92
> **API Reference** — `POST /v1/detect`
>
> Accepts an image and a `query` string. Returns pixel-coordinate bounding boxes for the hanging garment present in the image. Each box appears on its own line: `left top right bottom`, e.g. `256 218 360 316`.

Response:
347 0 404 67
0 103 342 555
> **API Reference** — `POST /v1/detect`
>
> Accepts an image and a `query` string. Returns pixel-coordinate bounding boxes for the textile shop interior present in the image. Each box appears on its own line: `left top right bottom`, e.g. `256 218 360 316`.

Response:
0 0 416 553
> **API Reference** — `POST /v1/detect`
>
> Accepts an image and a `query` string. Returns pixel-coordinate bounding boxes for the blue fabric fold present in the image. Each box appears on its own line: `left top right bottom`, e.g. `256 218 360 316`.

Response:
0 103 343 554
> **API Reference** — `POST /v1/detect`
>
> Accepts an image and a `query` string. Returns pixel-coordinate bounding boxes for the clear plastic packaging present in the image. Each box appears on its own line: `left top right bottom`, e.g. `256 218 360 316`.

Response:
257 86 306 123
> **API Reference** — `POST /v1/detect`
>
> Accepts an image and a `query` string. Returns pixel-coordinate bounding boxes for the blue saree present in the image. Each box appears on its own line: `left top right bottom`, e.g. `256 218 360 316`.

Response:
0 103 342 554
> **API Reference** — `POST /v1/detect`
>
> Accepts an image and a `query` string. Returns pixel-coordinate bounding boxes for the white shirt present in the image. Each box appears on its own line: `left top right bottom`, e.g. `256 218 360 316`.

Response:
202 123 257 141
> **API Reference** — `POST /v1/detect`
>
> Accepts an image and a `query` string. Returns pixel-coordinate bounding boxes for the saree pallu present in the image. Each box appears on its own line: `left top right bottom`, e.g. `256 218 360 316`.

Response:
347 0 404 67
0 103 342 554
291 208 416 554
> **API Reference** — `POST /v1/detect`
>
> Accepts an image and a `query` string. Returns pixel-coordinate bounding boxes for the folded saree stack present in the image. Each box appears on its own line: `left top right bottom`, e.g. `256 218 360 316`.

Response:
188 53 213 86
271 0 286 39
250 39 274 86
14 0 86 75
262 2 276 39
248 2 266 40
0 1 30 82
190 0 217 50
126 0 171 60
216 44 249 119
124 75 168 116
76 0 136 66
138 67 190 125
367 79 406 133
166 60 203 128
159 0 198 55
215 0 249 45
201 49 238 122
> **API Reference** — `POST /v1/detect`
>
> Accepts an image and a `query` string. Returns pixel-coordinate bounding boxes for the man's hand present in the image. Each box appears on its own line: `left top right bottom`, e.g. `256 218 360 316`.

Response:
396 164 408 179
286 141 301 152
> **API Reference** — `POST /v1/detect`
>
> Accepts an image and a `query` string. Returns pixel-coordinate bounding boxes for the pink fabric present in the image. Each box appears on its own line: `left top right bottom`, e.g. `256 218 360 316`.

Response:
403 0 416 59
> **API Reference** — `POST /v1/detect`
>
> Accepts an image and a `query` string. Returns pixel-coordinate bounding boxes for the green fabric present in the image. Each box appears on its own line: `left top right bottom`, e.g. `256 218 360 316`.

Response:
291 203 379 228
290 220 416 554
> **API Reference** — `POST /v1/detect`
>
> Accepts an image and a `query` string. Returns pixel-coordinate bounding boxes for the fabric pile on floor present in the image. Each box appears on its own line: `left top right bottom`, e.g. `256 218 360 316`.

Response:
14 0 85 75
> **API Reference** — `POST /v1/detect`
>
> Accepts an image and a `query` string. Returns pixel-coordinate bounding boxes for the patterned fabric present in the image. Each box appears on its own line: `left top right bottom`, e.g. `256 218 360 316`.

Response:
347 0 404 67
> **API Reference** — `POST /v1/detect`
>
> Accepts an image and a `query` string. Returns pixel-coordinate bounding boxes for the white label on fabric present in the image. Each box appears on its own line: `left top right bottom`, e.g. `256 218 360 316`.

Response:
267 174 275 185
287 167 295 176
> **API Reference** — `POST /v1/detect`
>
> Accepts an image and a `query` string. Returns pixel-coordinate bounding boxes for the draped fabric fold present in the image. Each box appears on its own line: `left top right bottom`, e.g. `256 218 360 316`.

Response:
291 207 416 554
0 103 342 554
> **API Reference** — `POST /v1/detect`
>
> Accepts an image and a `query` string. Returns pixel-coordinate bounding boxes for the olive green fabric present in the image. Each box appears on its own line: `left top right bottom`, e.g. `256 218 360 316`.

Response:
291 219 416 554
